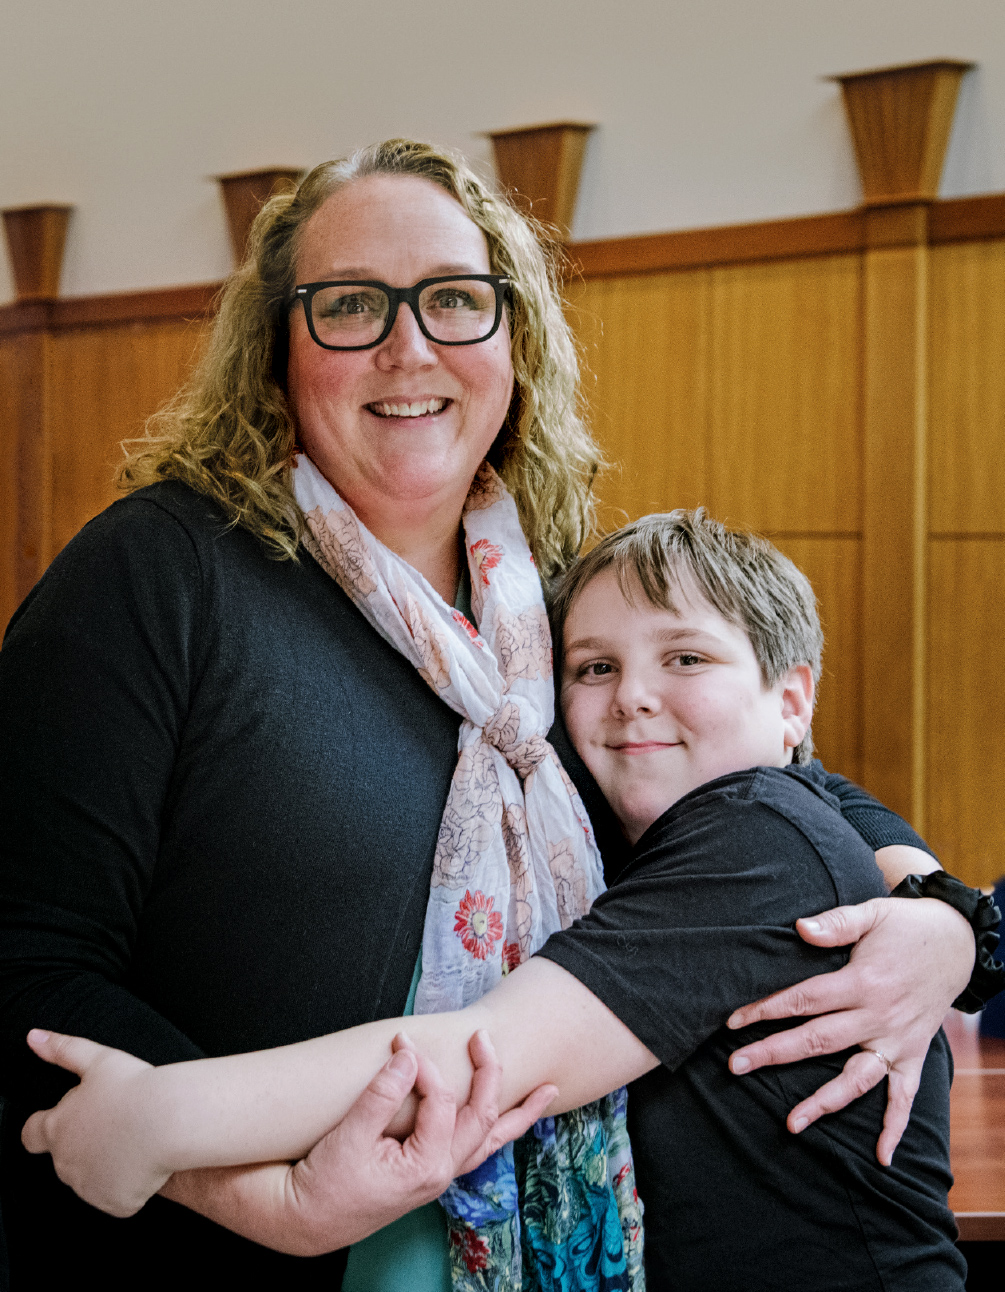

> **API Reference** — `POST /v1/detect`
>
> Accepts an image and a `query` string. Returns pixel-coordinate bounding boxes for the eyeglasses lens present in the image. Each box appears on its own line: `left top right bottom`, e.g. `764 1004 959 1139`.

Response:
309 280 498 346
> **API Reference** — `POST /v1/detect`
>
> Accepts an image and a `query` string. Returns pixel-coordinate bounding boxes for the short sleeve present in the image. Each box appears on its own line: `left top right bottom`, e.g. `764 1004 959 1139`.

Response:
536 790 852 1071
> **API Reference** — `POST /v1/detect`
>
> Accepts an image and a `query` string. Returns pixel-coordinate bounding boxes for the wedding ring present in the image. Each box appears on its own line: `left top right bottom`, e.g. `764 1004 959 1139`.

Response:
862 1047 894 1073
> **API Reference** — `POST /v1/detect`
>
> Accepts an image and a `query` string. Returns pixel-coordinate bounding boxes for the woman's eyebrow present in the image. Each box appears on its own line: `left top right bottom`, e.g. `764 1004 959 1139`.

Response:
312 263 484 281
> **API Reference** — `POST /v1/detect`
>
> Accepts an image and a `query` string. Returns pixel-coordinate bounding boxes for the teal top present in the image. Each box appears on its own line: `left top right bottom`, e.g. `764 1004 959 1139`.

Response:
341 953 452 1292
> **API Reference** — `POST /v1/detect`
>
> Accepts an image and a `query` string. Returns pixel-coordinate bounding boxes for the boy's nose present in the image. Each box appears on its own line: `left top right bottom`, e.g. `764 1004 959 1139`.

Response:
612 673 660 718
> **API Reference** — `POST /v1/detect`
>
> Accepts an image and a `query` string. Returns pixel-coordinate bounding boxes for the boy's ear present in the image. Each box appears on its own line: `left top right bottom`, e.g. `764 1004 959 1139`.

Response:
779 664 814 752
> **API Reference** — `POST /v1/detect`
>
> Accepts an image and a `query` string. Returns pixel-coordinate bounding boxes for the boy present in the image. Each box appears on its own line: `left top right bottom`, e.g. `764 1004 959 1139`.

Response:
22 511 966 1289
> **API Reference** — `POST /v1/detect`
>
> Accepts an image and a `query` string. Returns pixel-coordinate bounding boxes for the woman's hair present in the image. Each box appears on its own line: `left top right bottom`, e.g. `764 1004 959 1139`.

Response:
117 139 601 583
550 509 824 763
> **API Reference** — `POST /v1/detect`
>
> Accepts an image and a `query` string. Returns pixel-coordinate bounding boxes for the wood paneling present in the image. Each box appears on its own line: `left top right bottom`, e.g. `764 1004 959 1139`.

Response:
567 268 710 531
929 238 1005 534
47 319 208 558
772 537 863 784
0 332 49 629
708 255 862 533
927 540 1005 889
861 226 928 827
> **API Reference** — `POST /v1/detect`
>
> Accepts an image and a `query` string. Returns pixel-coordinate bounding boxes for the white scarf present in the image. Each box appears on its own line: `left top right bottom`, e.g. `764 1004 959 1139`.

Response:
293 454 605 1014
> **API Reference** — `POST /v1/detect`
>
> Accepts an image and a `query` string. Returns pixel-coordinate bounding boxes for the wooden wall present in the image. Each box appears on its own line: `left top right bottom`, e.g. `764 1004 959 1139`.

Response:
567 197 1005 886
2 202 1004 886
0 288 214 630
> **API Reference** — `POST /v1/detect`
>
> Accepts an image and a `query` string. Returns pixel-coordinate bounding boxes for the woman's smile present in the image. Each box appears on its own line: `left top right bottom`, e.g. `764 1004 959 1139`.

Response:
287 173 515 539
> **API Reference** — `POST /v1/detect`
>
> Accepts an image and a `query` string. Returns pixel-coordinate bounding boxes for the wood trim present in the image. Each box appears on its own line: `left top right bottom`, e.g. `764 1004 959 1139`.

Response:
955 1212 1005 1242
0 282 221 336
0 191 1002 333
930 192 1005 244
569 210 867 278
216 169 303 264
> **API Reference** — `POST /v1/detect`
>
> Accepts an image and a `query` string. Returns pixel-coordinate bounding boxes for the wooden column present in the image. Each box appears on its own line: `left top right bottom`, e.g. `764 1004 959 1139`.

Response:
487 122 595 240
216 168 303 265
831 60 972 826
1 206 73 613
2 205 73 299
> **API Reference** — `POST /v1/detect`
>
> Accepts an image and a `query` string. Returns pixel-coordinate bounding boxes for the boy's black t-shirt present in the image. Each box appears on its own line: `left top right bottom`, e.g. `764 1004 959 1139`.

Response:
537 763 966 1292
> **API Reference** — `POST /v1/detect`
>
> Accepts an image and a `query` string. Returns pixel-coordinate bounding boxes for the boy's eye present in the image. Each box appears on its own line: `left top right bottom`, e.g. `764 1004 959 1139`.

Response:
579 661 614 678
675 653 705 667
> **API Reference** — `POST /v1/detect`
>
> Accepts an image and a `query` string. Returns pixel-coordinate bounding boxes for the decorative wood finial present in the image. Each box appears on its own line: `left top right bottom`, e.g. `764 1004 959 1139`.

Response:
486 122 596 240
2 205 74 299
216 168 304 264
829 60 974 207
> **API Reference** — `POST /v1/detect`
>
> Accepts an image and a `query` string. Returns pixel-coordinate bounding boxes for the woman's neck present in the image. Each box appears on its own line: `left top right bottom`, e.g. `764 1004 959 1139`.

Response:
355 500 464 602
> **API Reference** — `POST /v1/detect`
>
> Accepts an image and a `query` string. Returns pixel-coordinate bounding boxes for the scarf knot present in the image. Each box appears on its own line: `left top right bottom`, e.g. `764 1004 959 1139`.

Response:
293 455 645 1291
484 701 552 780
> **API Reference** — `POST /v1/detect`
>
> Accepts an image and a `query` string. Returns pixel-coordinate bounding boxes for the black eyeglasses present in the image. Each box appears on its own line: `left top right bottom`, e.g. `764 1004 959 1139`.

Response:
291 275 511 351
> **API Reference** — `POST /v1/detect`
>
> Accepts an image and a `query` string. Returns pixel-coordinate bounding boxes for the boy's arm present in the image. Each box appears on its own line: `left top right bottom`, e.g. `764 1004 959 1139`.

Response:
23 960 657 1220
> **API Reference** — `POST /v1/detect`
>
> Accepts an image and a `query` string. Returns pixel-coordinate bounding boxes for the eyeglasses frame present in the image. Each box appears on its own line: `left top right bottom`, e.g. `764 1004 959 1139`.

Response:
290 274 512 351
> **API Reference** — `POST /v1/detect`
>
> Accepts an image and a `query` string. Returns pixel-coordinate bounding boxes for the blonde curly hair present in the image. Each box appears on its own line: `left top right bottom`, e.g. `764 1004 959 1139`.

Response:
118 138 601 585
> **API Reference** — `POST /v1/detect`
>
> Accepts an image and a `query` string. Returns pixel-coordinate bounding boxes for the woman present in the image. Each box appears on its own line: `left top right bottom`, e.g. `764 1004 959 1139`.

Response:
0 140 978 1291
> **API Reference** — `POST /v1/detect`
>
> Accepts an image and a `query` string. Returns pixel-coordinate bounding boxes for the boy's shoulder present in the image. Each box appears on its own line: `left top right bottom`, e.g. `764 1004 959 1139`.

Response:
635 762 886 909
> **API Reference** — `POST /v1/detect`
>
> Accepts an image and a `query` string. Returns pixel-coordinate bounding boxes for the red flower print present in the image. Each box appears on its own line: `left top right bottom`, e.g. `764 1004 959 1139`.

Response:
454 890 504 960
449 1226 490 1273
502 941 521 975
470 538 503 588
613 1163 631 1189
451 608 482 647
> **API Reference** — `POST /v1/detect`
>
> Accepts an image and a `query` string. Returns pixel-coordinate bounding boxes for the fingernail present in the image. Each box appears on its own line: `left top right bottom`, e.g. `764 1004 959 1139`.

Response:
28 1029 49 1044
802 920 821 933
726 1012 743 1030
731 1056 751 1074
792 1117 808 1133
389 1050 415 1076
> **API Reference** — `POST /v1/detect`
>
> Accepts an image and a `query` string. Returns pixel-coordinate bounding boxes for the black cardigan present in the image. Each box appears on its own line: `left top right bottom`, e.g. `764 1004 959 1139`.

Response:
0 483 930 1291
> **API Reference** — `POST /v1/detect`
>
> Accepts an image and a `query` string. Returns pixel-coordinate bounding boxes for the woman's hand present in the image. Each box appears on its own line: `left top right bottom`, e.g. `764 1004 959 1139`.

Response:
161 1031 556 1255
21 1029 166 1216
725 894 974 1165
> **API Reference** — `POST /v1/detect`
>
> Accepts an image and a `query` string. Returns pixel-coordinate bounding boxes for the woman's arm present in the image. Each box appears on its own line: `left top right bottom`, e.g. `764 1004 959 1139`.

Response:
23 959 656 1220
0 502 212 1116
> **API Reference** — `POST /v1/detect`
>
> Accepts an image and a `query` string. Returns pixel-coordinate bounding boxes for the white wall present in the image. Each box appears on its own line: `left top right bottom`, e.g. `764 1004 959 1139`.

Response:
1 0 1002 302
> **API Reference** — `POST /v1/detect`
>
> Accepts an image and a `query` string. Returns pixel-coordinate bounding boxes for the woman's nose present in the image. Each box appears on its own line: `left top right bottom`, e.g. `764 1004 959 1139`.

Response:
374 302 437 370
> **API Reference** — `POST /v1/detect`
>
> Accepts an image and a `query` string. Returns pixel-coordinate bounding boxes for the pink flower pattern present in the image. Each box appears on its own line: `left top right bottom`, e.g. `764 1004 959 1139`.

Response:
470 538 503 588
454 890 504 961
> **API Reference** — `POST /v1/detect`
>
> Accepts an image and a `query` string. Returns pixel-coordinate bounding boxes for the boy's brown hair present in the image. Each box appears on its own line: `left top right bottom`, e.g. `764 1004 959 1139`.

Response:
550 509 824 764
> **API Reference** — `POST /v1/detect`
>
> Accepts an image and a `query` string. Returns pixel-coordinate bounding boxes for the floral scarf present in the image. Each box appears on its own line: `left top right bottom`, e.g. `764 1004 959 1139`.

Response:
293 454 644 1291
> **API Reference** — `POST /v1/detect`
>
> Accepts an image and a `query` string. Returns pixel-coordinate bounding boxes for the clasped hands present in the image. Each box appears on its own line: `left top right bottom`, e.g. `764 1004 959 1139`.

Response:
22 1028 556 1256
22 885 974 1249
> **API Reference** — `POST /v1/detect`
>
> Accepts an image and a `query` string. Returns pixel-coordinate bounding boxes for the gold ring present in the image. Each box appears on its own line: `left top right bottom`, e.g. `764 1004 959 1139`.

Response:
862 1047 894 1073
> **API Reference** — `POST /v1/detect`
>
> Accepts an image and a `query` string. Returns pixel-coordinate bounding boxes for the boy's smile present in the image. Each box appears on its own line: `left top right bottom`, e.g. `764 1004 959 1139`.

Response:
561 568 813 844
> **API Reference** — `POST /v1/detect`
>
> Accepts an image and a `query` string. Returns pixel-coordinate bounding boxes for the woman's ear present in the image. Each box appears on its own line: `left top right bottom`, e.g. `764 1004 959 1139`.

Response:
779 664 814 752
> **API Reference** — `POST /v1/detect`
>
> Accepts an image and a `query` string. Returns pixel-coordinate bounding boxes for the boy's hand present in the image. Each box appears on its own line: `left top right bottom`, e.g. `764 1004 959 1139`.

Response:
161 1030 555 1255
21 1029 168 1215
725 895 973 1166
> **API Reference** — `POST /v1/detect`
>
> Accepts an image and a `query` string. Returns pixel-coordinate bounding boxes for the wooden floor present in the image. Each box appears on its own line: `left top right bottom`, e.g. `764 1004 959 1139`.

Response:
944 1009 1005 1240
